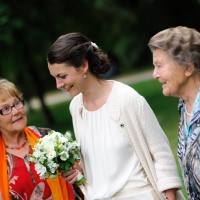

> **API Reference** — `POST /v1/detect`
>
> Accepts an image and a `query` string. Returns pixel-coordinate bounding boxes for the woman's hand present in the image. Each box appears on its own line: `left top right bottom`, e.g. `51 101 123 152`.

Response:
62 161 84 184
165 188 177 200
62 164 78 184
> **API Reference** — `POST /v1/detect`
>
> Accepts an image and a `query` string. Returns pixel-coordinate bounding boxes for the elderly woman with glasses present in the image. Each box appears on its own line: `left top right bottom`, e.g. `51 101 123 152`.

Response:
0 78 76 200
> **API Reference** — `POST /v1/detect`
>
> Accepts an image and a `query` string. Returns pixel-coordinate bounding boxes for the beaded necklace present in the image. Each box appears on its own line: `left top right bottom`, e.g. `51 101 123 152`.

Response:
5 139 27 150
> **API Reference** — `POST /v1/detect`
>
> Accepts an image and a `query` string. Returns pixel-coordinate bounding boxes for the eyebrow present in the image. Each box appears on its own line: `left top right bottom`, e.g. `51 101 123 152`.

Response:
56 73 66 78
0 103 9 109
0 98 19 107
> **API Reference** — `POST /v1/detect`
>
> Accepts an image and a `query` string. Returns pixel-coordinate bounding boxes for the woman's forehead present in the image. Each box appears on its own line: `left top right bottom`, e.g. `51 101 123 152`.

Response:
0 94 17 104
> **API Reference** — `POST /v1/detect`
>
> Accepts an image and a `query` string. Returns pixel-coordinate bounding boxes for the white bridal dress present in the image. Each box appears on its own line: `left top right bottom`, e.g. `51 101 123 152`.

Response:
77 83 157 200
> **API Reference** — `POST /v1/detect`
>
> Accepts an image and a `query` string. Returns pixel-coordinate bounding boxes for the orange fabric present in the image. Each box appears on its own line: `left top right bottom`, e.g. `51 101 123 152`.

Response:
0 135 10 200
0 127 75 200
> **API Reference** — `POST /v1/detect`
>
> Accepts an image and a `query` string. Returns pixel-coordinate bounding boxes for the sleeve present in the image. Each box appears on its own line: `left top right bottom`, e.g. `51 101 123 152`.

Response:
28 126 51 137
137 96 182 191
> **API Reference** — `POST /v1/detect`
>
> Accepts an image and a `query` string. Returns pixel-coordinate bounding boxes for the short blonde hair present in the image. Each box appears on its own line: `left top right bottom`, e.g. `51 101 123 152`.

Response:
0 78 23 101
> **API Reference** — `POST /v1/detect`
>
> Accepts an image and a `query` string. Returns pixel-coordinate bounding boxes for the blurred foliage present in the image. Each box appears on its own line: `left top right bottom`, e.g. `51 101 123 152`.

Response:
1 0 200 124
27 101 73 133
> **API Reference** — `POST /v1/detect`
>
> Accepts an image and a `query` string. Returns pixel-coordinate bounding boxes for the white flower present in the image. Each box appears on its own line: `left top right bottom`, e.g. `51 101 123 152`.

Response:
59 151 69 161
47 150 56 159
35 163 47 177
65 131 72 139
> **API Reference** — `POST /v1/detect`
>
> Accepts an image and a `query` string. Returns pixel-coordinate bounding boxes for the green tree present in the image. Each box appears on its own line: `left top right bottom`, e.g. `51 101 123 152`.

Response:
1 0 200 125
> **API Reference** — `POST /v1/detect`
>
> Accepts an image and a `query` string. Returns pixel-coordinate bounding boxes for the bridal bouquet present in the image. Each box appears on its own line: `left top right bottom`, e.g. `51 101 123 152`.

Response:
28 130 86 186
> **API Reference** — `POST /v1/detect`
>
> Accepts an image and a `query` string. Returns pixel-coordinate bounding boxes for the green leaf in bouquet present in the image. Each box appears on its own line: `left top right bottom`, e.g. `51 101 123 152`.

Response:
59 162 71 172
75 176 86 186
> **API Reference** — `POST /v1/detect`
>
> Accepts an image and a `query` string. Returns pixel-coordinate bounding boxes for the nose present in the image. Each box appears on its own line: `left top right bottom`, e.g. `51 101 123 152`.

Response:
152 68 159 79
11 107 20 115
56 79 64 89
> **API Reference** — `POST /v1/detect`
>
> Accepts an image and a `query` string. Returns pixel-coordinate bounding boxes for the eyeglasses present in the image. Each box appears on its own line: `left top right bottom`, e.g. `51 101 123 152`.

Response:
0 100 25 115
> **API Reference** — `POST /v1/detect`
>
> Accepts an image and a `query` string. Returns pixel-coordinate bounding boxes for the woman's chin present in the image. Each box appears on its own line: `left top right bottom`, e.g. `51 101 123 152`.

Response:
69 90 80 97
162 89 170 96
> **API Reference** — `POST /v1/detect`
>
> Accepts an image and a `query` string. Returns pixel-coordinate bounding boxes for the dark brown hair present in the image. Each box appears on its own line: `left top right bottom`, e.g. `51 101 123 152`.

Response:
47 32 111 77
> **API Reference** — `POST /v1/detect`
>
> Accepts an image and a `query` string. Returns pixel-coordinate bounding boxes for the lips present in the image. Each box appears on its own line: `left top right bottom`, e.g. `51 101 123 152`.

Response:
161 82 166 86
66 85 73 92
159 80 166 86
12 117 23 124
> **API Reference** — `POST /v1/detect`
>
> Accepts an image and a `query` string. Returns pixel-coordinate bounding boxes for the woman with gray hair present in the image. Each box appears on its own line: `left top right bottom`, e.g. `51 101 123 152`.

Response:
148 26 200 200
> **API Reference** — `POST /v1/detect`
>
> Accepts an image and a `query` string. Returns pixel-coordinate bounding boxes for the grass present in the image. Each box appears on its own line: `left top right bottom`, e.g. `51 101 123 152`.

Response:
27 101 73 133
27 78 187 198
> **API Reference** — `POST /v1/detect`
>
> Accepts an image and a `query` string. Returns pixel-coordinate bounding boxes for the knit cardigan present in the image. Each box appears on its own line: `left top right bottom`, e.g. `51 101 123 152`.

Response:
69 81 185 200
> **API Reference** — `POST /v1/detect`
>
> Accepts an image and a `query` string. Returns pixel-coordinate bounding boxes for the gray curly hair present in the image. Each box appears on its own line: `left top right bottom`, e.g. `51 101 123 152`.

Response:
148 26 200 71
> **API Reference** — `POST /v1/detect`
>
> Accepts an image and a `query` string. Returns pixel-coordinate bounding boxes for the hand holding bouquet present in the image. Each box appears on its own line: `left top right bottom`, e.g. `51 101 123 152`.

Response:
28 130 86 186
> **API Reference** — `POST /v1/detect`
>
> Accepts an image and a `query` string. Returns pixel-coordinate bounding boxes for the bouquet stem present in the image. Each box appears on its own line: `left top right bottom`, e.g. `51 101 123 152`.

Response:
75 170 86 186
75 171 92 200
79 184 91 200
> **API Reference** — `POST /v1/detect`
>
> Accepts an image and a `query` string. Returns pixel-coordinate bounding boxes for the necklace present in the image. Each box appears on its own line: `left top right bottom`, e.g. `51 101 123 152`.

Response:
5 139 27 150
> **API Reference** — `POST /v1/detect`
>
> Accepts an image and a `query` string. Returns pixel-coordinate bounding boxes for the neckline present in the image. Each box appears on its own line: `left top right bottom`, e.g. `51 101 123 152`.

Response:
82 80 115 112
183 88 200 117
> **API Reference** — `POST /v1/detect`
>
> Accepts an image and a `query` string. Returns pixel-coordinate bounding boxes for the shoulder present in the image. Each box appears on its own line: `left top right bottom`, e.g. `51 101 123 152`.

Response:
69 93 83 114
70 93 82 107
28 126 51 137
114 81 142 96
113 81 146 105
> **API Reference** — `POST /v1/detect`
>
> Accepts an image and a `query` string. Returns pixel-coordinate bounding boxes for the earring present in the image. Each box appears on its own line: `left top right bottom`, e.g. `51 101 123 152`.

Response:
83 73 87 79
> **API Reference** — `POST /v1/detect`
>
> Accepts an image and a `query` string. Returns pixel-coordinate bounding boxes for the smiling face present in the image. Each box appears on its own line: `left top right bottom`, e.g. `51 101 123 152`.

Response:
0 96 27 135
152 49 191 98
48 62 87 97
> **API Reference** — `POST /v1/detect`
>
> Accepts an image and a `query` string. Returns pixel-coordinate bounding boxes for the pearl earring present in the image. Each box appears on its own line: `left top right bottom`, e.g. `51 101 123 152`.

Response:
83 73 87 79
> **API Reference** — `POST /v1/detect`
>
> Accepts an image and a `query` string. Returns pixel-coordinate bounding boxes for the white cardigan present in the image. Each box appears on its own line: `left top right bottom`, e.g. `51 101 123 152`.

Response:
70 81 185 200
